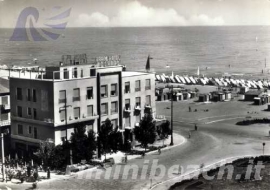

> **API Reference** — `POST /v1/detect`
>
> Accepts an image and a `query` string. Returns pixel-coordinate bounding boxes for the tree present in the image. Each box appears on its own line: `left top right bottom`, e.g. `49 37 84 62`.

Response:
99 119 113 160
109 126 123 153
70 125 97 163
134 112 156 152
87 129 97 160
51 144 68 170
159 120 171 146
34 140 55 169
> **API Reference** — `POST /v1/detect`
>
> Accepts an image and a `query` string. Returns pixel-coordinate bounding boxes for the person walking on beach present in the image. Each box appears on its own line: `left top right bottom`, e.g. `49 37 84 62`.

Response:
195 124 198 131
158 147 161 155
189 131 191 138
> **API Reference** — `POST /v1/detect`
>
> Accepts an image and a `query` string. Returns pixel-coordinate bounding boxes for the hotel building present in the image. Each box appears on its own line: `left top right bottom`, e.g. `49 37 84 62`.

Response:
9 55 156 156
0 78 11 132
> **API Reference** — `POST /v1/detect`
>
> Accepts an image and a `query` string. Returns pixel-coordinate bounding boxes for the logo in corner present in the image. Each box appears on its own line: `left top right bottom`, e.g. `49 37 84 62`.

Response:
10 6 71 41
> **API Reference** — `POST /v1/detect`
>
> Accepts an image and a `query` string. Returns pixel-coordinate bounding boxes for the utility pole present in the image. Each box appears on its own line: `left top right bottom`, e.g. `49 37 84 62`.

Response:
170 85 174 146
1 133 6 183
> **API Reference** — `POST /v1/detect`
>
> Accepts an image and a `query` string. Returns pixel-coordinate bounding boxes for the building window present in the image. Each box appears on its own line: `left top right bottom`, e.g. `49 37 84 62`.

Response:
86 87 93 99
28 126 32 134
135 97 141 107
125 99 130 110
101 85 108 98
111 119 118 128
74 107 80 119
18 124 23 135
73 88 80 101
27 89 31 101
125 82 130 94
87 105 93 116
16 88 23 100
101 103 108 115
136 114 141 123
146 95 151 106
33 108 37 119
61 130 66 142
90 68 96 77
59 90 66 103
60 110 65 121
64 69 69 79
80 69 84 78
125 117 131 127
33 89 37 102
17 106 22 117
1 96 8 105
27 107 32 116
34 127 37 139
73 68 78 78
135 80 141 92
146 79 151 90
111 101 118 114
111 84 117 96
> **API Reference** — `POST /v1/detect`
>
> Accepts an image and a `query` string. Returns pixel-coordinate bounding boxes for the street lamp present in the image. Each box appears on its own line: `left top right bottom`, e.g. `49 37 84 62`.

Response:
1 129 8 183
59 92 72 165
263 142 266 155
170 85 174 146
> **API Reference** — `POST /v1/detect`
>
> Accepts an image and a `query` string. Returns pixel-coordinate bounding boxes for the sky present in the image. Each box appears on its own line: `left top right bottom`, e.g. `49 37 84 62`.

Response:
0 0 270 28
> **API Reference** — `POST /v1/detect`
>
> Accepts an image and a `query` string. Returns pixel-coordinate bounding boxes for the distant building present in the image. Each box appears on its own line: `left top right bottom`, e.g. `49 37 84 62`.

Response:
0 78 10 132
9 58 156 157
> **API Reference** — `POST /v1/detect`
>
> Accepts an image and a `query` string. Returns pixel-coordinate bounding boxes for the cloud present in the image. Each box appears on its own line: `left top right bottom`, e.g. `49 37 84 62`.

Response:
74 1 224 27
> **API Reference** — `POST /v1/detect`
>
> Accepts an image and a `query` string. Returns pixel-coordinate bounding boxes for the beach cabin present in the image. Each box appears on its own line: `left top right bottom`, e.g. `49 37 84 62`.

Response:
174 76 181 83
189 77 196 84
199 94 210 102
244 90 263 101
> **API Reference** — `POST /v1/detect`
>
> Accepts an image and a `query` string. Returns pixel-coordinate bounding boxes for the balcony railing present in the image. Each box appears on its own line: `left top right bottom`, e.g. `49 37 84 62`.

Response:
145 86 151 90
73 96 80 102
125 89 130 94
86 95 94 100
134 105 141 111
145 104 151 109
124 107 131 113
111 109 118 114
135 88 140 92
0 120 10 127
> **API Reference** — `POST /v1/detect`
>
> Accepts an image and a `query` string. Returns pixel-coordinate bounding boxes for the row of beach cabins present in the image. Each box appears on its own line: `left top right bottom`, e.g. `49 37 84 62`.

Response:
155 74 270 89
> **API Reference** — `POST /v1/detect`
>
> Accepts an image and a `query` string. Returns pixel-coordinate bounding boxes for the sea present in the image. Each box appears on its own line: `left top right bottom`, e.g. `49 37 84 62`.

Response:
1 26 270 79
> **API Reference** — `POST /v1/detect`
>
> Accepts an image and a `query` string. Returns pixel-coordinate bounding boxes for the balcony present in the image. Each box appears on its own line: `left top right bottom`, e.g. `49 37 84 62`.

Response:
135 88 140 92
0 120 10 127
73 96 80 102
124 106 131 113
59 98 66 104
134 105 141 111
125 89 130 94
1 104 10 110
86 95 94 100
144 104 152 113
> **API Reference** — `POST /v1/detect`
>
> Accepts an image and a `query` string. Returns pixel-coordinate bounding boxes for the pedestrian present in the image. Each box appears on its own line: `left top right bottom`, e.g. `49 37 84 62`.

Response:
189 106 191 112
158 147 161 155
269 130 270 137
189 131 191 138
47 167 50 179
141 152 145 158
195 124 198 131
124 154 127 163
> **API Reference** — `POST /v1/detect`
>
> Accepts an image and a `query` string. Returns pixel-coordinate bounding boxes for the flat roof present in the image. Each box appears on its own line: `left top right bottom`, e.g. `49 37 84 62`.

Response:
245 90 263 96
122 71 153 77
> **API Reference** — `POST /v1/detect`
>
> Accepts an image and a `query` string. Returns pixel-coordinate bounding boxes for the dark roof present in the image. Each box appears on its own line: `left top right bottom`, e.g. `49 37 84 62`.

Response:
245 90 263 96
